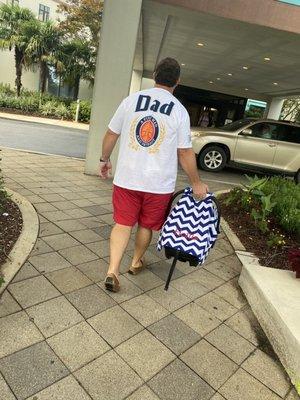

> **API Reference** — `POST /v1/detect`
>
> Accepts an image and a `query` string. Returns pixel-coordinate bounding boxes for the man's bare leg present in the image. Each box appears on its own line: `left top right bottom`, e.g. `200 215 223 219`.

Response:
107 223 132 277
132 225 152 267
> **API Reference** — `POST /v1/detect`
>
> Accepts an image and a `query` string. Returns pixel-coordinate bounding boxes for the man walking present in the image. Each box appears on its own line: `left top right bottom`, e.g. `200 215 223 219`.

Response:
99 58 208 292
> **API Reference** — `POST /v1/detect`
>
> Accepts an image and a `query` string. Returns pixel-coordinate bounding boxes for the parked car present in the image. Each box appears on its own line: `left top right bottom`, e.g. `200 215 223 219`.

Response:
191 118 300 183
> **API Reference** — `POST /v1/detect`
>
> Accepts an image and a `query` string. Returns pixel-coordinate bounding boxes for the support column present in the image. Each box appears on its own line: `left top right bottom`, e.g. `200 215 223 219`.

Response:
129 70 142 95
265 97 284 120
85 0 142 175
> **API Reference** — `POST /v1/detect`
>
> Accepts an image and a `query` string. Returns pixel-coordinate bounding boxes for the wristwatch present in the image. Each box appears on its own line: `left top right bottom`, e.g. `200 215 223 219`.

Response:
100 158 110 163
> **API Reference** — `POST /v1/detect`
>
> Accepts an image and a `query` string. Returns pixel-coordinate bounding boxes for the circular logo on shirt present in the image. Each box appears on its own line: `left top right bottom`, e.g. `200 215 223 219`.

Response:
135 116 159 147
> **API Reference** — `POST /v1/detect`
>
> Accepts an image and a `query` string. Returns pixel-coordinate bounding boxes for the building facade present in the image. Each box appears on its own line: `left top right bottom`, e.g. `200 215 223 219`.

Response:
0 0 93 98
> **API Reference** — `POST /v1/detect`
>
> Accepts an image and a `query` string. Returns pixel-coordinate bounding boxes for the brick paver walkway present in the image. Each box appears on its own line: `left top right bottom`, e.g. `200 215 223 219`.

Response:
0 148 298 400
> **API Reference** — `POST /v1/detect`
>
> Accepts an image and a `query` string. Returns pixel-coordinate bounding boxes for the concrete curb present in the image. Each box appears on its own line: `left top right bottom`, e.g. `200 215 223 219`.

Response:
0 188 39 296
215 189 300 393
0 112 89 131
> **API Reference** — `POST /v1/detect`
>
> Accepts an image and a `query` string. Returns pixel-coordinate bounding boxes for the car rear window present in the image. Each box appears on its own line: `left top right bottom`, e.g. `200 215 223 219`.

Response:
276 125 300 144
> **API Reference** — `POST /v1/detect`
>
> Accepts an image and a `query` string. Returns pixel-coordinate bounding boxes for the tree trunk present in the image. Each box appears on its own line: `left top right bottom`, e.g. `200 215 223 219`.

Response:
73 75 80 100
39 61 48 94
14 47 23 97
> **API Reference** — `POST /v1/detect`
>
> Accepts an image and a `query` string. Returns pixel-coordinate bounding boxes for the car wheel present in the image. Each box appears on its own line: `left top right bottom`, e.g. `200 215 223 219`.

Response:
198 146 227 172
295 170 300 184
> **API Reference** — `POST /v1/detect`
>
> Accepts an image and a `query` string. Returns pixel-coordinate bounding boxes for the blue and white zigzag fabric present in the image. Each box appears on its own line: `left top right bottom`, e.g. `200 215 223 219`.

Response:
157 188 219 265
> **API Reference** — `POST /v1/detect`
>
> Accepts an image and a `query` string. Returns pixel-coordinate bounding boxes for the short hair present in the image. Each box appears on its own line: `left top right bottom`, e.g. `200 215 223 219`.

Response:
154 58 180 87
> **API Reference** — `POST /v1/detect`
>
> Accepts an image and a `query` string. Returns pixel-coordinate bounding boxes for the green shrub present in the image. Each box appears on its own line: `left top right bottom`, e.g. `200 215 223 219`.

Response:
40 100 72 119
0 83 14 96
70 100 91 123
263 177 300 234
54 103 71 120
40 101 57 116
224 175 300 238
0 93 40 112
0 83 90 122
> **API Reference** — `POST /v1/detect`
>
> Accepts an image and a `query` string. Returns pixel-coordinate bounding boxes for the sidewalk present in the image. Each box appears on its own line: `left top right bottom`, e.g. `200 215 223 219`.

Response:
0 111 89 131
0 148 297 400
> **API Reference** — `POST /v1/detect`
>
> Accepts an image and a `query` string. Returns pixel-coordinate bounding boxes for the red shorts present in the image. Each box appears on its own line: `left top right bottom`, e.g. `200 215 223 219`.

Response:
112 185 173 231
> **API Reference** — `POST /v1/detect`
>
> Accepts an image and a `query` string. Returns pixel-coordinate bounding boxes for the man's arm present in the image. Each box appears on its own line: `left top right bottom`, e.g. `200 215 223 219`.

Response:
99 129 119 179
178 148 208 199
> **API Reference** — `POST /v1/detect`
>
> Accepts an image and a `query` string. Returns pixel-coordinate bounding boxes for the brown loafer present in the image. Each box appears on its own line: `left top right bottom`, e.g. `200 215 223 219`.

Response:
104 273 120 292
128 259 146 275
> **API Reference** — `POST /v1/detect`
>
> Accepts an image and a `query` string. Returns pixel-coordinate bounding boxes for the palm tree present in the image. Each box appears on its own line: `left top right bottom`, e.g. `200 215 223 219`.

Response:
57 40 95 100
0 4 35 96
26 20 62 93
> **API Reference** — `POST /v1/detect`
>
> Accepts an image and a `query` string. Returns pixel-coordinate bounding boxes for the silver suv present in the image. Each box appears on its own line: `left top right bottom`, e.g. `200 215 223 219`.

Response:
191 118 300 183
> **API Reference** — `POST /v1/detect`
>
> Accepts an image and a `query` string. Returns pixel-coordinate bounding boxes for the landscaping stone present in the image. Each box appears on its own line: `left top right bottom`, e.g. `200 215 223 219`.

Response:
214 278 247 309
204 260 239 281
8 275 60 308
0 311 43 358
148 260 184 281
0 148 294 399
286 389 300 400
205 324 255 364
88 305 143 347
210 394 226 400
69 229 102 244
29 252 71 273
126 385 160 400
26 376 91 400
0 341 69 400
58 245 98 265
180 339 238 390
174 302 221 336
194 292 237 321
27 296 83 337
147 285 190 312
0 291 21 318
31 238 53 256
98 275 143 303
148 314 201 355
86 240 110 258
126 269 164 291
74 350 142 400
189 267 225 290
122 294 169 327
66 284 116 318
11 262 39 283
42 233 81 250
39 222 63 237
0 372 17 400
46 267 92 294
219 368 282 400
242 349 291 397
47 321 110 371
170 275 209 300
115 330 175 380
55 219 87 232
225 307 265 346
148 359 214 400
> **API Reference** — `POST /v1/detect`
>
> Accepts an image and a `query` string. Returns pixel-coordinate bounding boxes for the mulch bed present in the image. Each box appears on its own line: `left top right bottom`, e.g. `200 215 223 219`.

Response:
0 198 23 267
219 194 298 271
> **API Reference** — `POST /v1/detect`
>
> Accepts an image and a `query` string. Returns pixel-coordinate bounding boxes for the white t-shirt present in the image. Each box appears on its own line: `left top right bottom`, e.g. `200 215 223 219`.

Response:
108 87 192 194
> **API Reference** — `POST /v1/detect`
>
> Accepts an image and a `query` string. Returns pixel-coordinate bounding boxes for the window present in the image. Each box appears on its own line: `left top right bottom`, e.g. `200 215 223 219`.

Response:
222 118 256 132
276 125 300 144
39 4 50 21
250 123 279 140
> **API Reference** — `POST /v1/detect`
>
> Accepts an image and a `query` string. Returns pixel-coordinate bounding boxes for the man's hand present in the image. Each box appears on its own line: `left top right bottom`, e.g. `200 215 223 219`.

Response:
192 181 209 200
99 160 112 179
